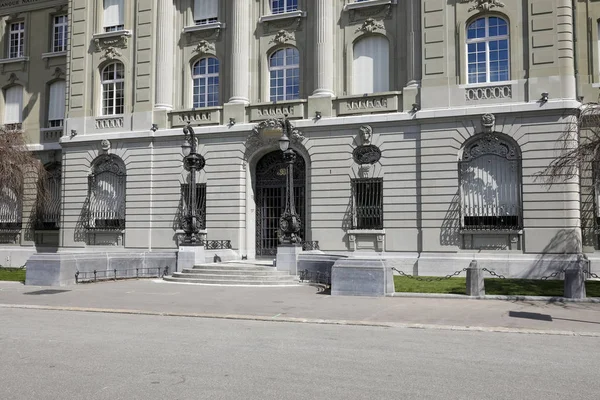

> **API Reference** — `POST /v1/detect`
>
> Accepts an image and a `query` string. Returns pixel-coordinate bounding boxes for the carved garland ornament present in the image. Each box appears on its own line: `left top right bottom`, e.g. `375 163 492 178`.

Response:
245 119 305 156
270 30 294 44
460 0 505 12
355 18 385 34
193 40 215 55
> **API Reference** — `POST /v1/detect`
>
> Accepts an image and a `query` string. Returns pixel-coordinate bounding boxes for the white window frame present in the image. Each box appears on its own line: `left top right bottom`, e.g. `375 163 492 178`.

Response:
465 16 510 85
194 0 219 25
192 57 220 108
101 62 125 116
271 0 298 14
8 21 25 59
52 15 68 53
269 47 300 102
352 35 390 95
47 80 66 128
103 0 124 32
4 85 23 124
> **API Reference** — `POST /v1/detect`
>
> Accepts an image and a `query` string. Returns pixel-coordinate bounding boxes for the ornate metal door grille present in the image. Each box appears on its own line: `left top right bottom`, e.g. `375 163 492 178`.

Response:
255 151 305 256
36 163 61 230
86 155 126 230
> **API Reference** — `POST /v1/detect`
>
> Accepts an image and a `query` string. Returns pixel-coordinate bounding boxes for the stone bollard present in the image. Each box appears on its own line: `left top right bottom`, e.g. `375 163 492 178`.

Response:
564 263 586 299
466 260 485 297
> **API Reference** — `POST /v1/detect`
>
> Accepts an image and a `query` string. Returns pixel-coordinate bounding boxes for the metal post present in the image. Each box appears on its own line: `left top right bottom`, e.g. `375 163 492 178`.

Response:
182 124 206 246
279 116 301 245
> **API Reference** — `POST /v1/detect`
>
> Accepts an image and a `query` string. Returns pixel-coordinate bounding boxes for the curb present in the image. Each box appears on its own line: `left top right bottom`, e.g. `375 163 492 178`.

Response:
1 303 599 338
389 292 600 303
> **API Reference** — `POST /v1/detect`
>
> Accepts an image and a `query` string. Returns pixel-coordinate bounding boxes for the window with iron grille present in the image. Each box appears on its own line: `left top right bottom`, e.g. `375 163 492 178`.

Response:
52 15 68 53
36 163 61 230
179 183 206 230
86 155 126 230
8 21 24 59
351 178 383 230
459 133 522 231
0 186 22 230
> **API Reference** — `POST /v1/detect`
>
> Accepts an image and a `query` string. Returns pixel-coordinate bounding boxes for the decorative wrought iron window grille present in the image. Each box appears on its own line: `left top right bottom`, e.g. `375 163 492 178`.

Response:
459 133 522 231
351 178 383 230
0 185 22 231
35 163 61 230
86 155 126 230
178 183 206 231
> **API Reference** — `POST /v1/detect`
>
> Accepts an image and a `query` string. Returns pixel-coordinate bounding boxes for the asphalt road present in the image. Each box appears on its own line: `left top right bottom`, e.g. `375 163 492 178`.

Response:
1 308 599 400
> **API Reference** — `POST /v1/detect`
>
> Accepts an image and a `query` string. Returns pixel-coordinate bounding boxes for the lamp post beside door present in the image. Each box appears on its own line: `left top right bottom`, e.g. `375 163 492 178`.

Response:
276 115 303 276
177 124 206 272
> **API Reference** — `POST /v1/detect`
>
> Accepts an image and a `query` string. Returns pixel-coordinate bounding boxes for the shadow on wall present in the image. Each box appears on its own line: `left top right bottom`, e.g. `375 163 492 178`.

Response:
440 192 461 247
524 229 582 279
581 190 596 249
74 197 90 243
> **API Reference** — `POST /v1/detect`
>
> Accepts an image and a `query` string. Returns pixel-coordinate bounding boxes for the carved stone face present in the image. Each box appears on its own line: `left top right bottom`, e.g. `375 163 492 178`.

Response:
359 125 372 144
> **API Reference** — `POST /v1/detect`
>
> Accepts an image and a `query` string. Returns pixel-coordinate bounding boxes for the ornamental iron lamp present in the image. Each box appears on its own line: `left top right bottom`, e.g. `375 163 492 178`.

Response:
278 115 302 245
181 124 206 246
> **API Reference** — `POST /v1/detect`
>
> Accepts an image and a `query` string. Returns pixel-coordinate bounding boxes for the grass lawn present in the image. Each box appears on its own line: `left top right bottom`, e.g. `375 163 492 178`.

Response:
0 267 26 283
394 276 600 297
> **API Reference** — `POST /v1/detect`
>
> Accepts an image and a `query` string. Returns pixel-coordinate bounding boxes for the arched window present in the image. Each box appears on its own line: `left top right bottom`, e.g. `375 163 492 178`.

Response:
101 62 124 116
352 35 389 94
269 47 300 102
466 16 509 84
87 155 126 230
459 133 521 230
36 163 61 230
192 57 220 108
271 0 297 14
0 167 22 230
47 80 66 128
4 85 23 124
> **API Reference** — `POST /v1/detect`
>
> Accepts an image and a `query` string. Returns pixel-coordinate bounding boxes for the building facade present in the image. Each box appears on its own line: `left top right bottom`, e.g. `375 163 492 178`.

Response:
2 0 599 280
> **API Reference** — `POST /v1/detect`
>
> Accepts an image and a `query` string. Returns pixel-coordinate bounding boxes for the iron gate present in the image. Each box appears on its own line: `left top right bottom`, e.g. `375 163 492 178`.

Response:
255 151 305 256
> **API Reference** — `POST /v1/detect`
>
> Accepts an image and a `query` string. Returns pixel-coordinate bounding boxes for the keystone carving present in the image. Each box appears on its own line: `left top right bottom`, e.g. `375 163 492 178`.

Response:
355 18 384 34
193 40 215 55
460 0 505 12
481 113 496 134
94 33 129 60
270 30 294 44
245 118 305 160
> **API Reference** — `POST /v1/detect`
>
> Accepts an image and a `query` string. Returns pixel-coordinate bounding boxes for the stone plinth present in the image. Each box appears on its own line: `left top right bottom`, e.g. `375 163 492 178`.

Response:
564 265 586 299
177 245 205 271
466 260 485 297
331 258 393 297
276 245 302 275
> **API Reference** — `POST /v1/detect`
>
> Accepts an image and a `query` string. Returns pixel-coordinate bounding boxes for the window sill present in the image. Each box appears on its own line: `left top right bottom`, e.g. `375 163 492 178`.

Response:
259 10 306 24
0 56 28 64
343 0 397 12
183 22 226 34
41 51 67 59
41 127 63 143
460 229 522 235
92 30 132 40
458 80 517 89
348 229 385 235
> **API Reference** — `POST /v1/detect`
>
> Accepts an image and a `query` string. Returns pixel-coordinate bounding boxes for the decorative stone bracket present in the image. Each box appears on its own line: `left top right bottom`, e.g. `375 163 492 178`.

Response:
183 22 225 42
344 0 395 23
92 30 132 60
259 10 306 34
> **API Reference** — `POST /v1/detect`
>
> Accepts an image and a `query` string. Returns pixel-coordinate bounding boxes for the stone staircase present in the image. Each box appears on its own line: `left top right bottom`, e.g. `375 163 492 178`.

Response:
163 260 300 286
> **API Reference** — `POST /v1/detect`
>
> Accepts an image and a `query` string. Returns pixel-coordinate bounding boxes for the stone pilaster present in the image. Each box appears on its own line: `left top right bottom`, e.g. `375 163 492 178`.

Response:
155 0 174 110
228 0 250 104
312 0 334 97
405 0 421 87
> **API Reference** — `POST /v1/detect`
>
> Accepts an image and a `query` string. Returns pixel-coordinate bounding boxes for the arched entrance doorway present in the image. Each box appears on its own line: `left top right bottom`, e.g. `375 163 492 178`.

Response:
255 150 306 256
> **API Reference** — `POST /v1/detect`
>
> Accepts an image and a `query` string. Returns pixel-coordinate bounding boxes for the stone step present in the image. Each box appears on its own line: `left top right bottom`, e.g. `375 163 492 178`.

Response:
182 268 289 276
172 272 296 281
163 276 300 286
192 264 277 272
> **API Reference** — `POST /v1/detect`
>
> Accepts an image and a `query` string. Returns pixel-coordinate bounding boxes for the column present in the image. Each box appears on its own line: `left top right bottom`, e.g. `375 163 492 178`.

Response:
228 0 250 104
405 0 421 87
155 0 174 109
312 0 334 97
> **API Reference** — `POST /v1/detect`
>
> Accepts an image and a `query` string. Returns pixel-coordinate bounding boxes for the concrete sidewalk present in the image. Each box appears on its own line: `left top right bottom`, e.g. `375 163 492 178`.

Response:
2 279 600 336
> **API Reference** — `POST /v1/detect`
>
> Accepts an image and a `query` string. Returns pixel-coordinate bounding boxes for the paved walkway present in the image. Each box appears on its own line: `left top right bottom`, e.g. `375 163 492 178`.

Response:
2 279 600 336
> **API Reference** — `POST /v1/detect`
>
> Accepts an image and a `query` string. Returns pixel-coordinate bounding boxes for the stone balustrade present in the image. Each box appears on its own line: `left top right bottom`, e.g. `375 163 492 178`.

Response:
169 107 222 128
248 100 307 122
334 92 402 116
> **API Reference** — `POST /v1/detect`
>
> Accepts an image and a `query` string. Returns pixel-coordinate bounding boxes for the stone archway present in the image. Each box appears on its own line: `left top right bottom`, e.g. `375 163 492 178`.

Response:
254 150 306 257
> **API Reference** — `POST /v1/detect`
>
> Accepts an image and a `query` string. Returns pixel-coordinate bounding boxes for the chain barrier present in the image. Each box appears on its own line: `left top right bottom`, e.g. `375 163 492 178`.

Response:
582 268 600 279
391 267 467 281
481 268 506 279
540 267 568 281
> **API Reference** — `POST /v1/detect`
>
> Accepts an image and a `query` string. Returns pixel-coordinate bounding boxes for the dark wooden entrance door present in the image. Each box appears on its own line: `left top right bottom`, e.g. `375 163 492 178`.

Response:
255 151 305 256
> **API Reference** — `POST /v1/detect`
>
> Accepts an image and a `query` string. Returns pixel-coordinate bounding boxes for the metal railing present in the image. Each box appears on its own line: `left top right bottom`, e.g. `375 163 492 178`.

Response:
301 241 320 251
201 240 232 249
299 269 331 286
75 266 169 284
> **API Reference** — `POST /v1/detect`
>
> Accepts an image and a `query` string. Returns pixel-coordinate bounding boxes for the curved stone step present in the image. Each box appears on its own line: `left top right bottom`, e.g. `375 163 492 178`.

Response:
172 272 296 281
182 268 289 276
163 276 300 286
192 265 277 272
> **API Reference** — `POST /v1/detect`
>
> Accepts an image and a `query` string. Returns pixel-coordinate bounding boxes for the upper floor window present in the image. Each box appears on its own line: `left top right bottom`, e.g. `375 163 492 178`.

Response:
103 0 124 32
52 15 68 53
351 178 383 230
192 57 219 108
459 133 521 231
466 16 509 84
48 80 66 128
101 62 124 115
8 22 25 59
271 0 298 14
4 85 23 124
194 0 218 25
352 35 389 95
269 47 300 102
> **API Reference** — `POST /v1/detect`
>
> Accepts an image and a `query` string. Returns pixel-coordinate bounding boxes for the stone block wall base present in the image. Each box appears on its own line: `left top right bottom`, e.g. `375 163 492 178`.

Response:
25 251 177 286
331 258 393 297
276 245 302 275
178 245 205 270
